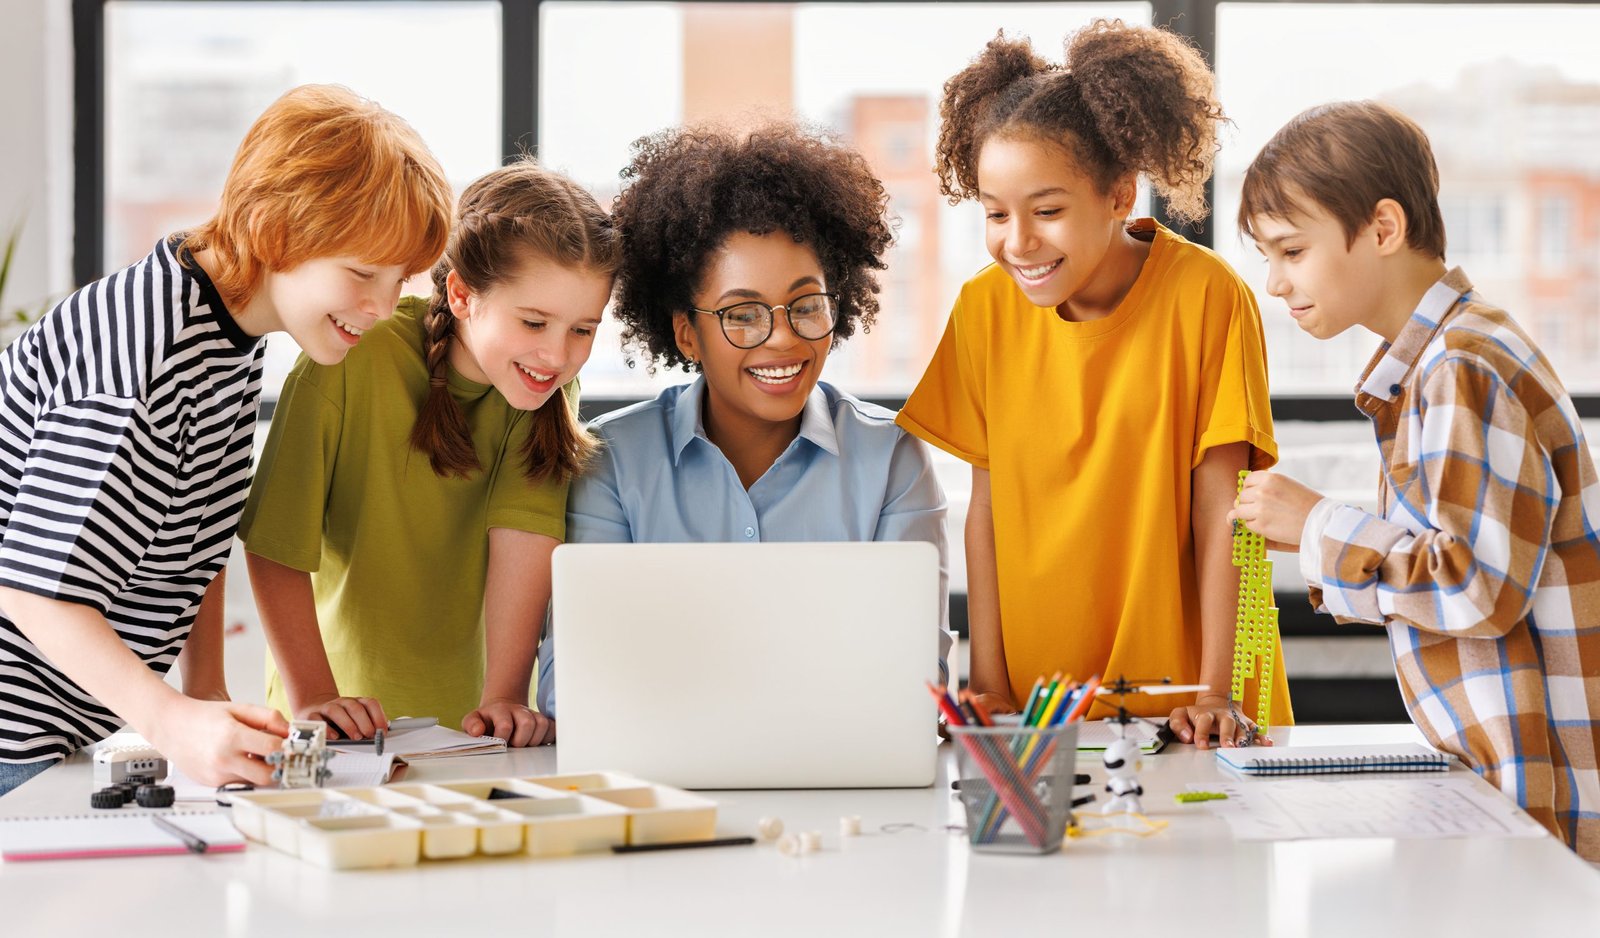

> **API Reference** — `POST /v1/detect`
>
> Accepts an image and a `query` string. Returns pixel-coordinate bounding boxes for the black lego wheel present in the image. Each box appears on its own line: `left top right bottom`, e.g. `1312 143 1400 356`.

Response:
134 784 176 808
90 788 125 809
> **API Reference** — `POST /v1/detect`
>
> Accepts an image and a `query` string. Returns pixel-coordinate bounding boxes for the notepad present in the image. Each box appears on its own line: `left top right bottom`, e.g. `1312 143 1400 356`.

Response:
0 812 245 861
1216 743 1456 776
1191 777 1547 841
1073 719 1168 754
333 725 506 761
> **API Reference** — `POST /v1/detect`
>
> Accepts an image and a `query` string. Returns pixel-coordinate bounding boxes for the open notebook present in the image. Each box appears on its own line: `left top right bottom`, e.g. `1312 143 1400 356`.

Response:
1217 743 1457 776
1073 719 1168 754
331 725 506 761
0 812 244 861
994 716 1168 754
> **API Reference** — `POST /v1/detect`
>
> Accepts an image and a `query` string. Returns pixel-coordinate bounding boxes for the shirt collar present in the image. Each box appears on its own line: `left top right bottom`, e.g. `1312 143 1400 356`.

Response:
1355 266 1473 405
669 377 709 466
796 385 839 457
668 377 839 465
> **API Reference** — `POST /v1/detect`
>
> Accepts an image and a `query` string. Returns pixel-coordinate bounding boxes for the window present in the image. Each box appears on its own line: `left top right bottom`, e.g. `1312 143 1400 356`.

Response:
1440 192 1507 270
104 0 501 399
1215 2 1600 396
1539 194 1573 272
538 1 1153 398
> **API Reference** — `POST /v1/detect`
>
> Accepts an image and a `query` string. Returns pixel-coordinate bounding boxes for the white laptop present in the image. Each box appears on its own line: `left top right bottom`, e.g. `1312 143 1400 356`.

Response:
552 541 941 789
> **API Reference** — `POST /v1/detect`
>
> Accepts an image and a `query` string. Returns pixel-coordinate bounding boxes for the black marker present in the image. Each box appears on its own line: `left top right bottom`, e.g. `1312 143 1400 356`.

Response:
611 836 756 854
152 814 208 854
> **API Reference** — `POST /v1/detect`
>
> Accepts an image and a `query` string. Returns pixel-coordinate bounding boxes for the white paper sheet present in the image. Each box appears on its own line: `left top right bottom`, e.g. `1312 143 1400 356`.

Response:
329 724 505 760
1189 776 1550 841
166 750 399 802
1074 719 1164 752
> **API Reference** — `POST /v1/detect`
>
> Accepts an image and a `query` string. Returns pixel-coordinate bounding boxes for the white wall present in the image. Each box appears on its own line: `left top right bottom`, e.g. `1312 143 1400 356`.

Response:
0 0 73 311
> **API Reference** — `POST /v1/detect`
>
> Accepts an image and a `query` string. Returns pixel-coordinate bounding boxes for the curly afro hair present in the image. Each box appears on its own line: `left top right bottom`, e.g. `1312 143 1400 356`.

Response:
936 20 1225 224
610 123 893 372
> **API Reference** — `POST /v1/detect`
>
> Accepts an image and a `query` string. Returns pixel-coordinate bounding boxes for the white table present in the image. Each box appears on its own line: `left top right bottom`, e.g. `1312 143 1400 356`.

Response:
2 725 1596 937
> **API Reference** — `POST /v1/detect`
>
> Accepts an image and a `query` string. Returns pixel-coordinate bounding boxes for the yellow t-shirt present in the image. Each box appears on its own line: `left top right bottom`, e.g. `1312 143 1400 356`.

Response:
239 297 569 728
898 220 1292 724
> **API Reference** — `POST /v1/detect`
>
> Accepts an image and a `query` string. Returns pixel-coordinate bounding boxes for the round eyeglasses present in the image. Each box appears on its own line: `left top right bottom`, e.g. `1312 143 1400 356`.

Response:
688 292 839 349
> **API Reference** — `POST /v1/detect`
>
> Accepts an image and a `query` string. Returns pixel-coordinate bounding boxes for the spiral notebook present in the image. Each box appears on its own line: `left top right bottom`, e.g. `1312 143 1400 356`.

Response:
1217 743 1457 777
0 812 244 861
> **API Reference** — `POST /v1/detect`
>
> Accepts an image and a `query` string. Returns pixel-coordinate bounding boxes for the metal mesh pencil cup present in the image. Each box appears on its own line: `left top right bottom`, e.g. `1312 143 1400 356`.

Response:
949 722 1079 854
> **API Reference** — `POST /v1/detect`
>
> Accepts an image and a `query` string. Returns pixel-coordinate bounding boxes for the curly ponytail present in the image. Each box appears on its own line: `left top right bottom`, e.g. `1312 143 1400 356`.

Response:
935 32 1052 204
935 20 1226 224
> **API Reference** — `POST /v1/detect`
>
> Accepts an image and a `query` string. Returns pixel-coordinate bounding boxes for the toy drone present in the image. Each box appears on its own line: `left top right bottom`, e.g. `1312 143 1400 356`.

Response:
1093 677 1210 815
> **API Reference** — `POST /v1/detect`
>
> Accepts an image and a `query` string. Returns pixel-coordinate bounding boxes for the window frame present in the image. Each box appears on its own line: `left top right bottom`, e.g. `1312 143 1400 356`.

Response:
72 0 1600 425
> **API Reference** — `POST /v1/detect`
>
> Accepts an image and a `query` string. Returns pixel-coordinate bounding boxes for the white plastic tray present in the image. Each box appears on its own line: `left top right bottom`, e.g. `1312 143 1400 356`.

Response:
230 772 716 870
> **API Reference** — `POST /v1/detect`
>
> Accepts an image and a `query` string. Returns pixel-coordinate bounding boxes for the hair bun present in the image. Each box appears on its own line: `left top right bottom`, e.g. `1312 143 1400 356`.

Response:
935 32 1052 202
1064 19 1222 223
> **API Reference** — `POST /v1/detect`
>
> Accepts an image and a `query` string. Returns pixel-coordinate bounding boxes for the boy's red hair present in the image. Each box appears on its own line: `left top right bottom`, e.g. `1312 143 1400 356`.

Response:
186 84 453 308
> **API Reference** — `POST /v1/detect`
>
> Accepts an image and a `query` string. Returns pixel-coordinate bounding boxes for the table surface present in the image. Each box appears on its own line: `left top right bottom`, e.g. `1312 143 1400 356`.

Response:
3 724 1597 938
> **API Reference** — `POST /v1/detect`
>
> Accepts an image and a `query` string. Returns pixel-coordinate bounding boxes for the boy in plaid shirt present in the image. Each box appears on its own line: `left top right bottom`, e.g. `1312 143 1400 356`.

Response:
1231 100 1600 861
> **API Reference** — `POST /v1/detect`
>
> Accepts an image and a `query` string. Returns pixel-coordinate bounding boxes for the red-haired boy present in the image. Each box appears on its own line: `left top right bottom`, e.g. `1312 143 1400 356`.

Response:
0 85 452 795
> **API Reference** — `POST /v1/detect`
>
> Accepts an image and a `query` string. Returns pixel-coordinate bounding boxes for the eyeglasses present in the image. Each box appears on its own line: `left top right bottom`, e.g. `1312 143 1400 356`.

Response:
688 292 839 349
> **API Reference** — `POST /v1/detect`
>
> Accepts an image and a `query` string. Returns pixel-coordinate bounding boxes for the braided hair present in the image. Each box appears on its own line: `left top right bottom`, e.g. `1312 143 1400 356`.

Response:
409 160 620 482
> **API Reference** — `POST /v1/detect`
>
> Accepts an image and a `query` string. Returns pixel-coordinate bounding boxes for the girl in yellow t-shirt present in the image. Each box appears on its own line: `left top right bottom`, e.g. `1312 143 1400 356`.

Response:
239 161 618 747
898 20 1291 746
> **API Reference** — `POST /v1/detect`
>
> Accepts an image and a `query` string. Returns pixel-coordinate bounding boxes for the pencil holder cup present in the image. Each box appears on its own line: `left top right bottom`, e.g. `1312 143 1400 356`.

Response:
949 722 1079 854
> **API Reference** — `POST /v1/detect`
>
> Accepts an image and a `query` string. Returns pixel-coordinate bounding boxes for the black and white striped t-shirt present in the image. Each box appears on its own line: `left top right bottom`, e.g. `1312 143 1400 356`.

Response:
0 236 264 763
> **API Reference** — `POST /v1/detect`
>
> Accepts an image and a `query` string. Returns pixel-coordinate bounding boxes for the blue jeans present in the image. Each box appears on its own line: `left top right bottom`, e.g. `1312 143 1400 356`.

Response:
0 758 55 798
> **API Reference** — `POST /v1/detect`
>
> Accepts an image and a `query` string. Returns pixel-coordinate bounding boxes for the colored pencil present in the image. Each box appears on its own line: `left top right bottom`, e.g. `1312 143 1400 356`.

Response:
932 684 1050 846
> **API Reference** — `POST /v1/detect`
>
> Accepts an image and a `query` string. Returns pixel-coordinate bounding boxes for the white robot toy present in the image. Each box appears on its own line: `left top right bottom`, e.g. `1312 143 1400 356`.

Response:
1093 677 1211 816
267 720 334 789
1101 736 1145 815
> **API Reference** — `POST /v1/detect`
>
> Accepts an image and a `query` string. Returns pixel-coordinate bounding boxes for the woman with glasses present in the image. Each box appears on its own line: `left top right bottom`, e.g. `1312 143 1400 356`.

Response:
535 124 950 718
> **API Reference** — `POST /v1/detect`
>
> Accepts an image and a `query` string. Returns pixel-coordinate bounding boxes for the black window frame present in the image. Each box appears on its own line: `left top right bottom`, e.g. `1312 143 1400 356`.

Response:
73 0 1600 422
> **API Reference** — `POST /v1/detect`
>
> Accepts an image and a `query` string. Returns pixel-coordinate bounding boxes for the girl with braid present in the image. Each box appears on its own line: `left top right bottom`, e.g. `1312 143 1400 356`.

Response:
897 20 1290 746
240 161 617 746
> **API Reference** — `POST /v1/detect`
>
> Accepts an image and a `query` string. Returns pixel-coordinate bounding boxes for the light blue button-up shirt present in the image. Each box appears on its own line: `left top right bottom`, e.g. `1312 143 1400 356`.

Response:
537 378 950 717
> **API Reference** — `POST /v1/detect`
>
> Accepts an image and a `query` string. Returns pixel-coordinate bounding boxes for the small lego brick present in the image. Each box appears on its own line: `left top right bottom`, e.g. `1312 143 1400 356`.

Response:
839 815 861 837
92 744 168 789
757 816 784 840
1174 791 1229 803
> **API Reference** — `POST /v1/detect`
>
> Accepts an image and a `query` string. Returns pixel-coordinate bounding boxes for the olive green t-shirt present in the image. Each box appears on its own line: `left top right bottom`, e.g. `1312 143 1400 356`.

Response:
239 296 569 728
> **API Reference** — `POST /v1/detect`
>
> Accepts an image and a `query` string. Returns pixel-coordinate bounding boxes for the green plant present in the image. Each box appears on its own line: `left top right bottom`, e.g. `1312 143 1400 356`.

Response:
0 218 52 345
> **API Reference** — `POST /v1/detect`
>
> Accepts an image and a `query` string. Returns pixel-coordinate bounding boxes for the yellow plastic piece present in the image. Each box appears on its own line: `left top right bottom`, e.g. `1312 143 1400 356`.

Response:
1174 791 1229 803
1231 470 1280 732
1066 812 1170 838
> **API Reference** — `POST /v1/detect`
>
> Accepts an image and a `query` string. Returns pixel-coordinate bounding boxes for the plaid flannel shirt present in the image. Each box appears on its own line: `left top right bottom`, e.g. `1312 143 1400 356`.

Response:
1305 268 1600 860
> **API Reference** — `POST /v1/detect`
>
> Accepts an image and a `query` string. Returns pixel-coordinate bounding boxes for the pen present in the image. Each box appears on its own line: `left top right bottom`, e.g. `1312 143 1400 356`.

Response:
610 836 756 854
334 716 439 745
152 814 208 854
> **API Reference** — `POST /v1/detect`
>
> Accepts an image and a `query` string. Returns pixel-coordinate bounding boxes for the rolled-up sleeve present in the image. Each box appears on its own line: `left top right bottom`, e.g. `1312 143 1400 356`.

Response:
1311 356 1551 638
